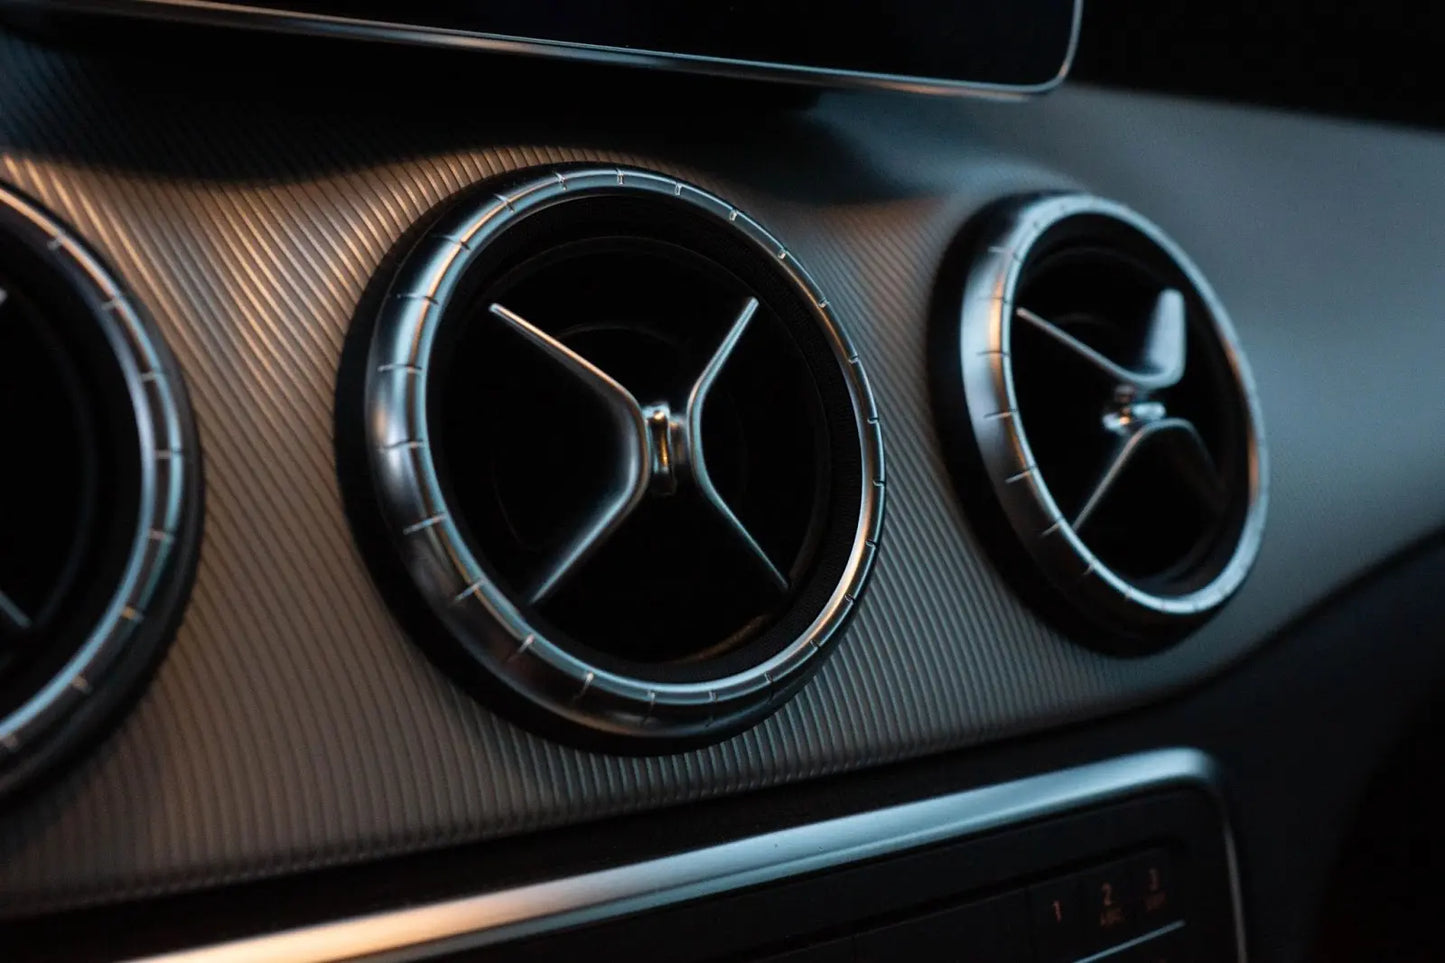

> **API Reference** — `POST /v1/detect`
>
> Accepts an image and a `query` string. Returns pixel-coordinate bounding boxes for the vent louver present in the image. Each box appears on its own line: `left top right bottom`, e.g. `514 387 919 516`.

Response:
0 186 199 801
340 167 885 749
936 194 1266 650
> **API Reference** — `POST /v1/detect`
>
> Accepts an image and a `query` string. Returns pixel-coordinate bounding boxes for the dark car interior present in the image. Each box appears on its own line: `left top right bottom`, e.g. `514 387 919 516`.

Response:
3 2 1445 961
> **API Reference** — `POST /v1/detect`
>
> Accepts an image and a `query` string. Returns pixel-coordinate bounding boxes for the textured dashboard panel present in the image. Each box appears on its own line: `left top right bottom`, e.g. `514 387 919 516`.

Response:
2 34 1445 912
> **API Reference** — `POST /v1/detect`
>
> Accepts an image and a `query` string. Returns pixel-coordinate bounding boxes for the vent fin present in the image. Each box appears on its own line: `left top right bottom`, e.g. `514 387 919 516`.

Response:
487 302 651 605
1013 286 1187 392
0 590 31 636
1071 417 1222 532
685 297 788 591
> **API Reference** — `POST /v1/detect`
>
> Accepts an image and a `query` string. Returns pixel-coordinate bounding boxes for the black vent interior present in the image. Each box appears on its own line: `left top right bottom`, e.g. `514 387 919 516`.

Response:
0 264 140 717
422 194 860 678
1009 217 1251 596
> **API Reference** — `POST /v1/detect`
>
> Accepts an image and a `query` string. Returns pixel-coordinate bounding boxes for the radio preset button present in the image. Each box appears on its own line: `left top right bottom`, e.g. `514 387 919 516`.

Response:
1082 860 1139 948
1028 875 1085 962
1130 849 1179 926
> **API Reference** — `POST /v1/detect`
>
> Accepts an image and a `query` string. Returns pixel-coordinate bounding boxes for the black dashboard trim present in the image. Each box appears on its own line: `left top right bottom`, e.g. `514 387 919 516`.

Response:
0 0 1081 98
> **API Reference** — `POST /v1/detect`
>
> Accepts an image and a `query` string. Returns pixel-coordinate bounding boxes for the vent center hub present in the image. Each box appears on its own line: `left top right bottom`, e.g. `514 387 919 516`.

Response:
642 402 690 496
1102 395 1168 436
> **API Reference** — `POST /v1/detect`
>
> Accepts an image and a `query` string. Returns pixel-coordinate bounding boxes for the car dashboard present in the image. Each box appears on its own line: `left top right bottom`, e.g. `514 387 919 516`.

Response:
2 4 1443 962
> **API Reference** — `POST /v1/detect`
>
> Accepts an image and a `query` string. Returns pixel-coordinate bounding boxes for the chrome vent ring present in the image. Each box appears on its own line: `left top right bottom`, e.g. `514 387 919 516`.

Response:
0 184 200 800
939 194 1267 649
341 166 885 749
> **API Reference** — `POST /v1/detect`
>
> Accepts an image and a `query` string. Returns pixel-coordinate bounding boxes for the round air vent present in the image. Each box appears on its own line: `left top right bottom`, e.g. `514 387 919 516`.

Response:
339 166 884 750
934 194 1266 650
0 185 200 800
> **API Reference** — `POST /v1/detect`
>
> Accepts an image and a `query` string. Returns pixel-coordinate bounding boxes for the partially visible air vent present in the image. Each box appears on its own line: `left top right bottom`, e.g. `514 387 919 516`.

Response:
0 186 200 800
339 167 885 750
935 194 1266 650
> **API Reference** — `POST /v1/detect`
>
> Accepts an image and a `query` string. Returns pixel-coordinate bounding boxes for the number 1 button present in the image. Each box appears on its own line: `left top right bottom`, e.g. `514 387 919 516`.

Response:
1028 876 1084 963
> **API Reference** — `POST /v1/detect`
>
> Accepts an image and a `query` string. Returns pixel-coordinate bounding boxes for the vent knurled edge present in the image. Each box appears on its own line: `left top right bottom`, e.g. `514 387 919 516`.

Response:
0 184 199 798
947 193 1267 648
353 166 886 748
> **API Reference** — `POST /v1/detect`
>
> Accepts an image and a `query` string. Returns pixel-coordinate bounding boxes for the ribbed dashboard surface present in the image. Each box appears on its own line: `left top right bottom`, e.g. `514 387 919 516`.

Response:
3 33 1445 912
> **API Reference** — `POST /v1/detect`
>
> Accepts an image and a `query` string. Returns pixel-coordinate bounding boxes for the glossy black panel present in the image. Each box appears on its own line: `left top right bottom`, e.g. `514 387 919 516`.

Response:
0 0 1077 88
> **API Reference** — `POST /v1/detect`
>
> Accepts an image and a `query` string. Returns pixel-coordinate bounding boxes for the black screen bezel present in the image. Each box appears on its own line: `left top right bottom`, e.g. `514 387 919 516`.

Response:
4 0 1082 94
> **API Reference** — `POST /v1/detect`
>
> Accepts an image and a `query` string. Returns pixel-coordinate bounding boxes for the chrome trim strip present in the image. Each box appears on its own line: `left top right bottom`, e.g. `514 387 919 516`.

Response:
128 748 1246 963
1076 920 1187 963
5 0 1083 99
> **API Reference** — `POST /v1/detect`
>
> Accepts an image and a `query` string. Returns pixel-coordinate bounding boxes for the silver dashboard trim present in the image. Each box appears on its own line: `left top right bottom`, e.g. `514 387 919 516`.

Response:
129 748 1246 963
1077 920 1187 963
6 0 1083 99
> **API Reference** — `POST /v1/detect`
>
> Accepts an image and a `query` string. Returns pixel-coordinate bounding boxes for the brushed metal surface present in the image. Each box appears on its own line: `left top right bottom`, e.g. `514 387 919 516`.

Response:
3 32 1445 913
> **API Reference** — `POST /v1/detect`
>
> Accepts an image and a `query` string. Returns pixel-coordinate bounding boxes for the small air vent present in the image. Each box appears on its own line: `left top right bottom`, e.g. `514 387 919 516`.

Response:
0 186 200 800
339 167 885 749
935 194 1266 650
